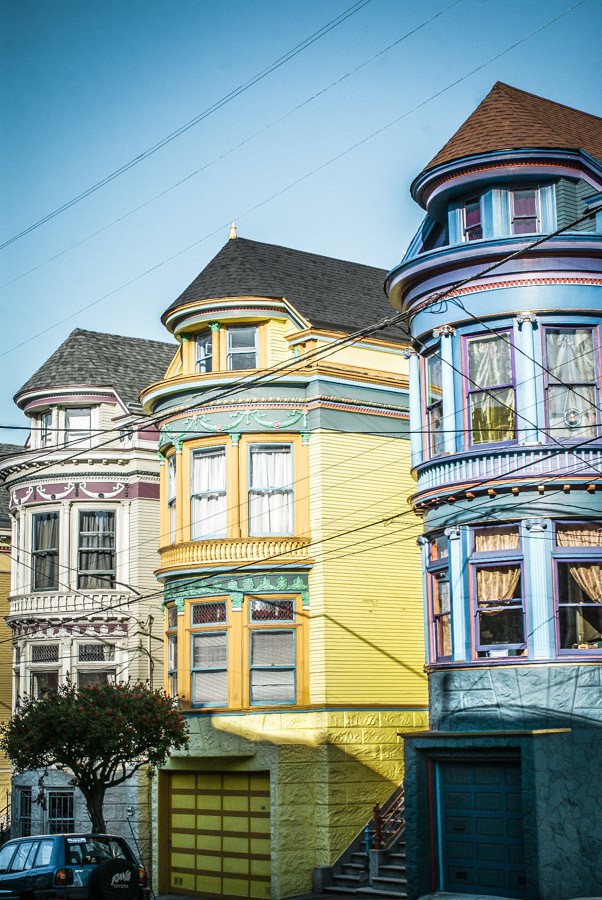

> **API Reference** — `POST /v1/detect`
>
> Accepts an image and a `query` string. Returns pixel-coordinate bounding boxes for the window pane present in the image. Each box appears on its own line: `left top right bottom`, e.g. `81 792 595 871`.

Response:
78 511 116 589
476 566 521 604
427 354 442 403
192 633 227 669
250 599 295 622
31 644 59 663
192 602 227 625
474 525 520 553
556 523 602 547
513 189 537 217
249 445 293 535
167 455 177 500
196 334 213 373
167 605 178 628
193 670 227 705
229 326 256 349
47 793 74 833
546 329 595 383
478 609 525 646
468 335 512 386
32 512 59 591
429 534 448 562
433 578 450 616
436 616 452 658
548 385 597 438
65 408 91 446
78 643 115 662
470 388 515 443
251 669 295 703
31 671 59 697
227 326 257 370
251 631 294 667
428 404 444 456
192 448 227 538
78 671 115 688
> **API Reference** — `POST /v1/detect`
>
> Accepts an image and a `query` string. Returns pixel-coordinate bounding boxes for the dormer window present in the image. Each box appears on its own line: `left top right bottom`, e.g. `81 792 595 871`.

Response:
196 333 213 373
227 326 258 370
510 188 539 234
463 198 483 241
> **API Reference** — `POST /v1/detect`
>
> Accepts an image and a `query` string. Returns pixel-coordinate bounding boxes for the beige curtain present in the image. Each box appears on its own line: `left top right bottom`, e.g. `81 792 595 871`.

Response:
475 526 520 553
557 525 602 604
477 565 521 604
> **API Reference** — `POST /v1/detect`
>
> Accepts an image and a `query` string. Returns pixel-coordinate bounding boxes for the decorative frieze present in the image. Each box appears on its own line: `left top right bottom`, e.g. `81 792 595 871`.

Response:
164 572 310 612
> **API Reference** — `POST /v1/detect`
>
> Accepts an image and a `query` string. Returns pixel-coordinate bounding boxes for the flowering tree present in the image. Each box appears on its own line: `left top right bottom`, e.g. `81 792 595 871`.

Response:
1 682 188 832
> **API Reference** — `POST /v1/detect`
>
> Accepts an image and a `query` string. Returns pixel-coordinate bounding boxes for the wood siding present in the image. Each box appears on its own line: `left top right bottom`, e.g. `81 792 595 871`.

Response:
308 432 427 706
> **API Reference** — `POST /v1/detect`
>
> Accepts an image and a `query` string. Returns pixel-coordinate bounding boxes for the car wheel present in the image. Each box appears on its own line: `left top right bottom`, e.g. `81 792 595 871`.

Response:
89 859 139 900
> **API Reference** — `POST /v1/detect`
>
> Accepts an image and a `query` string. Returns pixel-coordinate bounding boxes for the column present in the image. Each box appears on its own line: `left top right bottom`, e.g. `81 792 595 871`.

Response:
403 348 422 468
514 312 540 444
434 325 457 455
445 525 468 662
230 434 241 538
523 518 554 659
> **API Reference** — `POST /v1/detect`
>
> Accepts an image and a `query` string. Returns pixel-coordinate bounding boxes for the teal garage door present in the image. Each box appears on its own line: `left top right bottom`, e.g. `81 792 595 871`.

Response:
437 761 527 897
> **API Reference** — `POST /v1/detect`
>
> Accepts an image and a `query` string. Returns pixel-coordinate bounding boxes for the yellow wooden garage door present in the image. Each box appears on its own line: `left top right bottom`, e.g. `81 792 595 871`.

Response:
169 771 271 899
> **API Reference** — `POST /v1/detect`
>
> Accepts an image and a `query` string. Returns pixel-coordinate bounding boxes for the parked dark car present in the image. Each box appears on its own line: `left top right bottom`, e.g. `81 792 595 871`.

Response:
0 834 149 900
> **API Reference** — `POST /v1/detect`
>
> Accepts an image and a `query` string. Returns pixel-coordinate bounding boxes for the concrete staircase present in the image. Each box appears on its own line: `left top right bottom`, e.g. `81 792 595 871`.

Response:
317 785 408 897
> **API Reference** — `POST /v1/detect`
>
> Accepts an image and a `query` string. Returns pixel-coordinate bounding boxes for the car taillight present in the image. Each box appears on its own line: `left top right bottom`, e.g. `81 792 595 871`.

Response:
138 867 148 886
54 869 74 886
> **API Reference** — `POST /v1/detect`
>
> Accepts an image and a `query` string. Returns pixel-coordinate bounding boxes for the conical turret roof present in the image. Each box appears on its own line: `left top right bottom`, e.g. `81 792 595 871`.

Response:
424 82 602 173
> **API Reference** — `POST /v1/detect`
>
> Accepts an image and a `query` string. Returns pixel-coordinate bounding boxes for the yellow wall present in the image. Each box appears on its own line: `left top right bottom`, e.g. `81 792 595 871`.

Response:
307 432 426 706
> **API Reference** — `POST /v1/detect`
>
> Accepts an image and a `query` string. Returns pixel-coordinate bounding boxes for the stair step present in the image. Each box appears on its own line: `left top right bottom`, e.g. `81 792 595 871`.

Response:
332 873 364 884
370 876 408 893
355 888 407 898
379 865 407 877
342 863 367 873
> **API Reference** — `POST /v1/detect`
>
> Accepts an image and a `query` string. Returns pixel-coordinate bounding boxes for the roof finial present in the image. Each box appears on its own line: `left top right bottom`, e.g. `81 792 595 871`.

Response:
229 221 237 240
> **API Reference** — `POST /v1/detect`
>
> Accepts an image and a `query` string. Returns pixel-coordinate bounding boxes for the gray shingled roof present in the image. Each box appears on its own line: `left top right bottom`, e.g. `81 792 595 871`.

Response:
15 329 177 410
0 443 24 528
163 238 407 340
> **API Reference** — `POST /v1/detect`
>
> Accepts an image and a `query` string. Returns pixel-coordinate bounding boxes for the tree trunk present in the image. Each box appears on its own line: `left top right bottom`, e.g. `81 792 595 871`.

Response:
81 786 107 833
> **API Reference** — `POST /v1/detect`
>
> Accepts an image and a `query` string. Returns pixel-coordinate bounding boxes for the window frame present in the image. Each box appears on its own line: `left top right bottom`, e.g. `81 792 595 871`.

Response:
190 445 228 540
167 453 177 543
166 604 178 698
64 407 92 448
462 197 483 242
426 534 451 663
46 791 74 834
542 325 600 442
76 509 116 590
39 411 54 448
248 597 298 707
76 641 117 688
423 348 444 458
247 442 294 537
509 187 541 235
469 524 526 659
464 330 517 448
189 600 230 709
31 511 60 592
195 331 213 374
226 325 258 370
553 520 602 656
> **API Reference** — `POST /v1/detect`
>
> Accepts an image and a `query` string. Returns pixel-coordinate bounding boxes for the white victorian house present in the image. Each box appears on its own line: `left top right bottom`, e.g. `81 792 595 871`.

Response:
0 328 175 862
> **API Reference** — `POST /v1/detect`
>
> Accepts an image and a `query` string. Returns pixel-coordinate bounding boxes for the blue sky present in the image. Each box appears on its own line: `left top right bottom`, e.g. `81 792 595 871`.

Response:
1 0 601 434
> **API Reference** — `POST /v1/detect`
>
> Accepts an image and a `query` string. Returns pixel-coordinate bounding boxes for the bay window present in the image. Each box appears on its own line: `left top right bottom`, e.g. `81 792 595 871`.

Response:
77 511 115 589
466 332 515 445
544 328 599 439
555 522 602 653
249 599 296 705
427 534 451 661
191 447 227 539
30 643 60 697
32 512 59 591
248 444 293 535
190 602 229 707
471 525 525 658
425 351 444 457
226 325 258 370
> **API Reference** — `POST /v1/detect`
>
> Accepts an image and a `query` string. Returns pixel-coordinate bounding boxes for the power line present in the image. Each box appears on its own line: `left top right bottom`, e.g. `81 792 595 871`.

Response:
0 0 374 251
0 0 587 358
0 0 464 291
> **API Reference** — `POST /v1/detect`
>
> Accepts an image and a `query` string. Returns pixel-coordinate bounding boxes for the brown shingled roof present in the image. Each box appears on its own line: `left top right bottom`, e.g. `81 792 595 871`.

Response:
425 82 602 172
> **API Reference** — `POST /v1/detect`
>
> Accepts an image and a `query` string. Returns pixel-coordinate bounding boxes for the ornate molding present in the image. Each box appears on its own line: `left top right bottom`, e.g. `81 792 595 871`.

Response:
164 572 310 612
160 404 309 444
159 536 311 570
79 482 125 499
433 325 456 338
515 311 538 325
444 525 462 540
402 348 418 359
525 518 548 533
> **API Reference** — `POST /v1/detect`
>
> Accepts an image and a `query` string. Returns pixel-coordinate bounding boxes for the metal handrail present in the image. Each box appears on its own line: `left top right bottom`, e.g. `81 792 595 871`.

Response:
373 785 405 850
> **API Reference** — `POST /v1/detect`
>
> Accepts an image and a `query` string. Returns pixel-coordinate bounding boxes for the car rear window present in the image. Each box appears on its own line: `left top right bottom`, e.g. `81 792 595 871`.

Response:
0 843 15 872
65 838 128 866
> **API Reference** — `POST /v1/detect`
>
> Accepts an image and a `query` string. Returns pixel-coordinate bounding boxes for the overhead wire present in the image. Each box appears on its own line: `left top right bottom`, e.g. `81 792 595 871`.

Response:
0 0 588 359
0 0 375 251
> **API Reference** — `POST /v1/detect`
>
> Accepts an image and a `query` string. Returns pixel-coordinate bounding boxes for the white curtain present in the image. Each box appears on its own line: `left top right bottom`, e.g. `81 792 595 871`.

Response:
468 335 512 388
192 449 227 538
249 446 293 535
546 330 595 383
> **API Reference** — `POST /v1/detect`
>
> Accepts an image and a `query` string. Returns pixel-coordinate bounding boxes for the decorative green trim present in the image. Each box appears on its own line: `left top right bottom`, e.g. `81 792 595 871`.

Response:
301 432 311 445
209 322 221 332
160 406 308 444
164 572 310 608
231 432 241 446
181 334 191 343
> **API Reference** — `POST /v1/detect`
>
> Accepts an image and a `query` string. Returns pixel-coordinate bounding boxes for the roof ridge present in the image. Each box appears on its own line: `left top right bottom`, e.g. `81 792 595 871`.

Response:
496 81 602 124
232 236 388 273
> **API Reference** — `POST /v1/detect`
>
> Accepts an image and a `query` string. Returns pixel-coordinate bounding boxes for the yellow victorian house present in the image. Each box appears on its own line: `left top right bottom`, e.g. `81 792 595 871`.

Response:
141 234 427 899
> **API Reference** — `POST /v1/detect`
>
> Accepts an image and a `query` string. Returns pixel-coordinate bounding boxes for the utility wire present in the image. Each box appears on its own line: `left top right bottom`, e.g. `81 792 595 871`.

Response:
0 0 374 251
0 0 587 358
0 0 464 291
